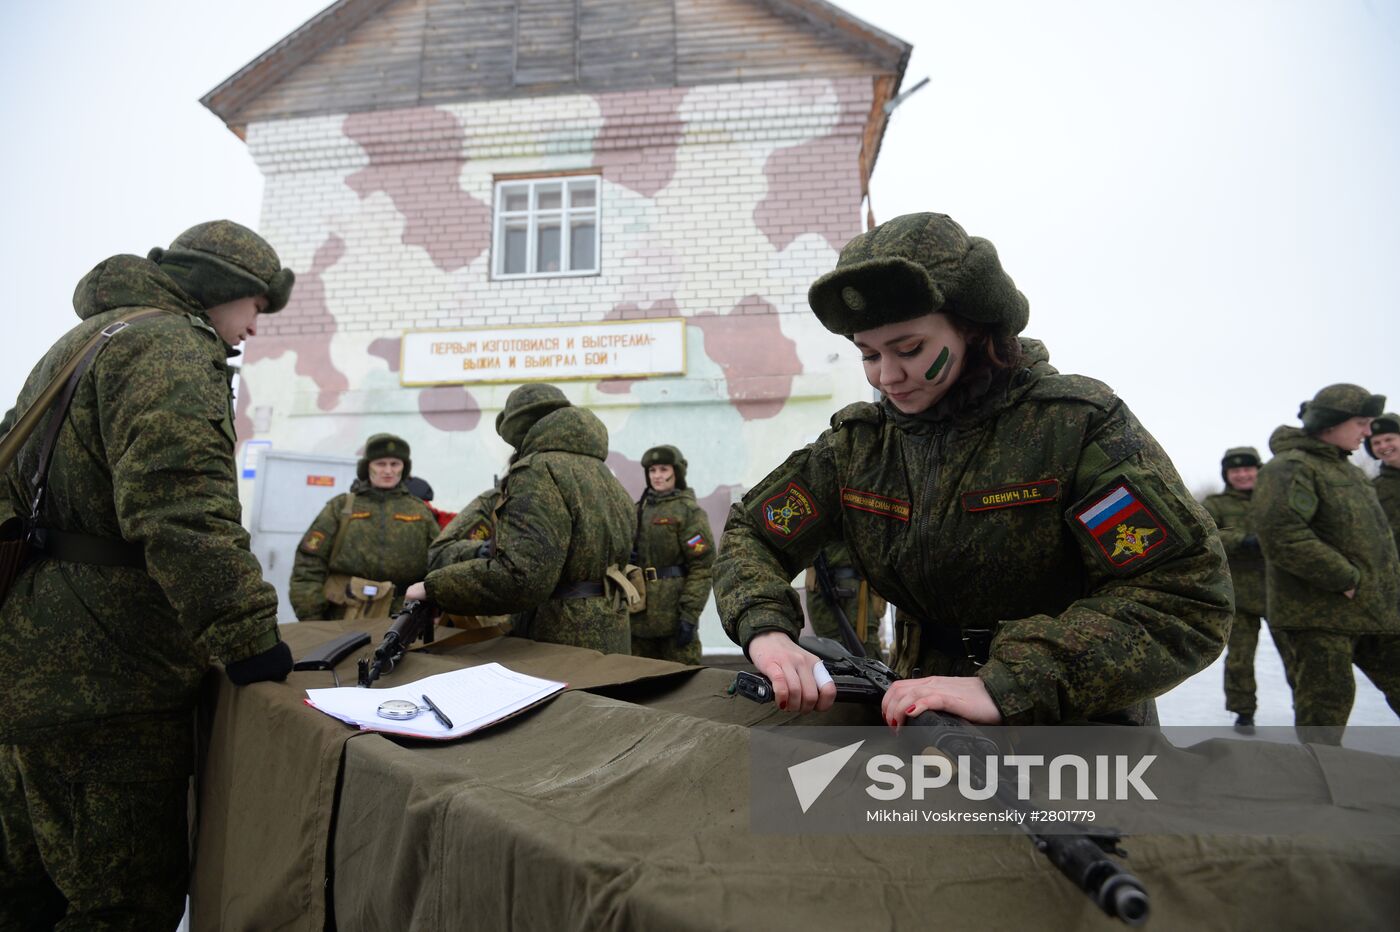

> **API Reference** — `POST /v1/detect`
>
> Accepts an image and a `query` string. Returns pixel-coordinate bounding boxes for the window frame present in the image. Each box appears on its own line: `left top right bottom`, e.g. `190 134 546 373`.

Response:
492 174 601 280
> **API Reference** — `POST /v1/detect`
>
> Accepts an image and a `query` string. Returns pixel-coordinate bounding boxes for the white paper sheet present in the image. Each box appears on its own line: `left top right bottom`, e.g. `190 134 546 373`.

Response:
305 662 566 740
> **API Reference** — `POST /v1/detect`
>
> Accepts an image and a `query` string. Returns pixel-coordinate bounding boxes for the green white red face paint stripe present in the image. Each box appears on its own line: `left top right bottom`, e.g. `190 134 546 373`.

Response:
925 346 950 381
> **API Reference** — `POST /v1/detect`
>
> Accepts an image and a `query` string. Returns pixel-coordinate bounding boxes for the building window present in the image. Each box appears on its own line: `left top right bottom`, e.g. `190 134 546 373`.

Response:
493 176 600 278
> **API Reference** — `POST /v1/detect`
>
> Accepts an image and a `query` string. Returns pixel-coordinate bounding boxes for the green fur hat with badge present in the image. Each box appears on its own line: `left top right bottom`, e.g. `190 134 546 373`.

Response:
148 220 295 313
357 433 411 481
808 213 1029 338
641 444 688 490
1298 384 1385 435
1364 412 1400 459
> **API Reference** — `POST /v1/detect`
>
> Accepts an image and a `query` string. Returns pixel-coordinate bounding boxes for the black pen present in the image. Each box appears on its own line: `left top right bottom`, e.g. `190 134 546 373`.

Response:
421 693 453 730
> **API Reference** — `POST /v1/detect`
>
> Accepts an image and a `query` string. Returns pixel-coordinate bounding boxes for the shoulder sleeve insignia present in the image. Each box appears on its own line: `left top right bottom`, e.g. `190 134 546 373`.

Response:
393 513 424 522
758 481 821 542
466 519 493 541
961 479 1060 512
840 488 910 522
1068 478 1181 574
685 533 708 555
300 529 326 554
1288 475 1319 520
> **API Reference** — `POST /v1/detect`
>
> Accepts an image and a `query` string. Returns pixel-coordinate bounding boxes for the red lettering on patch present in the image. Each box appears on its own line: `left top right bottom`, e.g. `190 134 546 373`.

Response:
840 488 911 522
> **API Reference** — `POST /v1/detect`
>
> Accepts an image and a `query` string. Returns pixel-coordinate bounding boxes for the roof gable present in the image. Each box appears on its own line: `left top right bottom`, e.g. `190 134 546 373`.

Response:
203 0 909 132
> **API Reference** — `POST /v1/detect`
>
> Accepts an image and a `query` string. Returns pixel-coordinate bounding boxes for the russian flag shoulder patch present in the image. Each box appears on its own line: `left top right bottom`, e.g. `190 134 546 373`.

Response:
1068 477 1182 575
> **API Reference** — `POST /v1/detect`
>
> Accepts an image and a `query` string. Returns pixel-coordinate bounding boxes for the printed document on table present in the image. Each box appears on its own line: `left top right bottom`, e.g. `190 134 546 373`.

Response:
305 662 566 740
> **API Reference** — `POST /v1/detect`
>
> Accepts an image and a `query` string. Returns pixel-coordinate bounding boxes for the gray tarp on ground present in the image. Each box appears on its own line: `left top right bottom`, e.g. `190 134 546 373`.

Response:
191 622 1400 931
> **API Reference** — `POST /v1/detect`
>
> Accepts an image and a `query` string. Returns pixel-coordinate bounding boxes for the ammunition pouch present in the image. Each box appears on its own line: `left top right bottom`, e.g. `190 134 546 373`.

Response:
606 564 645 613
324 573 395 621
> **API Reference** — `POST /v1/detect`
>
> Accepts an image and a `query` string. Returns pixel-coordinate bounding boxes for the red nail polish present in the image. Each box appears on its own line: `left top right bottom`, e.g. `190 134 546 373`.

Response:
778 701 787 711
906 706 917 714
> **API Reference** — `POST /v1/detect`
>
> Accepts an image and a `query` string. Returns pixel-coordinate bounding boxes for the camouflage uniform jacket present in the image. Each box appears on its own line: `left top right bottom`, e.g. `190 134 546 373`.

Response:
423 406 635 651
632 487 715 638
1374 465 1400 554
0 255 281 748
1201 487 1266 616
1254 426 1400 633
715 340 1231 725
427 488 501 572
289 479 438 619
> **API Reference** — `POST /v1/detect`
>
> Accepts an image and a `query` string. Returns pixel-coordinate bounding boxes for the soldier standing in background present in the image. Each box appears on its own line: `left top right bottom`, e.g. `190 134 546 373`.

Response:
1201 447 1274 731
1254 385 1400 741
1365 412 1400 551
805 540 884 659
406 384 636 653
289 433 437 620
630 445 714 664
714 212 1231 726
0 221 296 929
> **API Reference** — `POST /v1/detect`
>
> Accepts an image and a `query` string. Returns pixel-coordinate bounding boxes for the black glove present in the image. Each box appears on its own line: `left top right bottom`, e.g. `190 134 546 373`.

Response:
1241 534 1261 555
225 641 293 685
674 620 697 649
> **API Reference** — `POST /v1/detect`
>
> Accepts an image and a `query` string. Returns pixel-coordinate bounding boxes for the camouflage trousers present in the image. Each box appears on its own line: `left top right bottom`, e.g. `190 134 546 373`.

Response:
1223 612 1260 714
630 632 703 665
0 736 189 931
1272 630 1400 742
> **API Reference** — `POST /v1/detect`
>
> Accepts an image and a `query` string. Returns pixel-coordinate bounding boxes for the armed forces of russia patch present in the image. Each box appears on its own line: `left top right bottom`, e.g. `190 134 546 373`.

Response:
465 520 492 542
757 481 821 544
685 533 708 555
300 530 326 554
1069 479 1182 575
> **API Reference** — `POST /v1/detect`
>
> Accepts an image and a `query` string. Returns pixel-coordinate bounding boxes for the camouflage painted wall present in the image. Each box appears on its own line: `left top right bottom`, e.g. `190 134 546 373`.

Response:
239 76 877 648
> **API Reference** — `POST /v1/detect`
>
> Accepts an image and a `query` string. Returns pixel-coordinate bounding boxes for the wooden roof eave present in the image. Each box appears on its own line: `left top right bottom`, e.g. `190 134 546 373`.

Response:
200 0 398 136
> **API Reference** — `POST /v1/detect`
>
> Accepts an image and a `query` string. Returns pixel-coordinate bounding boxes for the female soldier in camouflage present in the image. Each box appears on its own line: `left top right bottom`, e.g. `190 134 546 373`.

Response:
714 213 1232 726
289 433 438 619
1365 412 1400 551
631 445 715 663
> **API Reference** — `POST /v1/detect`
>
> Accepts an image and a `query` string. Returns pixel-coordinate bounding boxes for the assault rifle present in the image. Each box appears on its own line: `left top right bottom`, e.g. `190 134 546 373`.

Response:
811 552 866 658
733 636 1150 927
357 599 437 687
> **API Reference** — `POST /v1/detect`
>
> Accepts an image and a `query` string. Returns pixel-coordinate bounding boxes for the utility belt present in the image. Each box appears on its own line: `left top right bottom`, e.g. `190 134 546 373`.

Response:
552 580 605 600
643 564 686 582
895 614 994 676
31 527 146 570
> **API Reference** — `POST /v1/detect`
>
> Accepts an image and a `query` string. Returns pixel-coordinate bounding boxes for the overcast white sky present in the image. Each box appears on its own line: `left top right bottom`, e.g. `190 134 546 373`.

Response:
3 0 1397 493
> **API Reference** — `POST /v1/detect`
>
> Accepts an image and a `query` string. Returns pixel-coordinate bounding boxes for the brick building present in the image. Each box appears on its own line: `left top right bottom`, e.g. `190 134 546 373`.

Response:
205 0 909 642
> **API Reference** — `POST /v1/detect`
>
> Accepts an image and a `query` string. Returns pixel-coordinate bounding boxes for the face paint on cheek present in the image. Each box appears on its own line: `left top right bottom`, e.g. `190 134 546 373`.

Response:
924 346 951 382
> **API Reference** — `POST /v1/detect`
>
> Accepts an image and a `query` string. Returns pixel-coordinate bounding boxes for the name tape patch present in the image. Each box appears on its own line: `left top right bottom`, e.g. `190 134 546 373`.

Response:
1073 483 1169 568
393 513 424 522
962 479 1061 512
840 488 911 522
